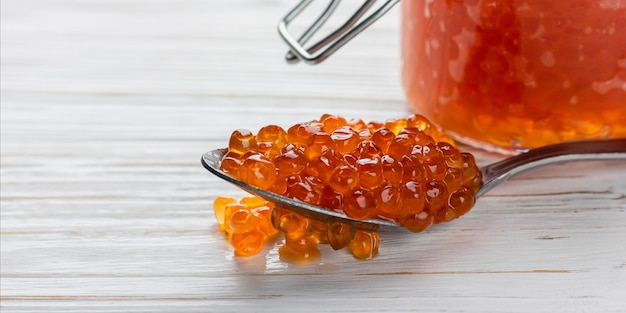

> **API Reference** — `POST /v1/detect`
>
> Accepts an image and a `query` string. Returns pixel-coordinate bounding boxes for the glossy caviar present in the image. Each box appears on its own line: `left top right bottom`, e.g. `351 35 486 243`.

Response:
214 114 482 262
221 114 482 232
402 1 626 150
213 196 278 257
213 195 379 262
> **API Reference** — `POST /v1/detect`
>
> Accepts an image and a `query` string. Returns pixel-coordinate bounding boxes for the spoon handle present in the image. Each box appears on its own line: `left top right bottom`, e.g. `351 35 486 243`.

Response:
476 138 626 198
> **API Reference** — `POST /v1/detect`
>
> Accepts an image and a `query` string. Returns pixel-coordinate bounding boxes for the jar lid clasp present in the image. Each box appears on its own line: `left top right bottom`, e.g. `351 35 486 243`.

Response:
277 0 400 65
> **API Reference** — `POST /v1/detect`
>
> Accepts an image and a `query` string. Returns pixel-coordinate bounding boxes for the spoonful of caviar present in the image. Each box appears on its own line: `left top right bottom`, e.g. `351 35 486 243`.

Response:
202 114 626 260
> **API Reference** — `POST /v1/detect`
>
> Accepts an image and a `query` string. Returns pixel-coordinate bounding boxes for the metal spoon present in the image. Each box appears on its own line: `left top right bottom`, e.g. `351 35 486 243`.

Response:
202 138 626 231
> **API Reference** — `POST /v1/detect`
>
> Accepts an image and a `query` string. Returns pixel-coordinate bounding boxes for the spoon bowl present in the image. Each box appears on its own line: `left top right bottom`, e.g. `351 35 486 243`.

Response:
202 138 626 231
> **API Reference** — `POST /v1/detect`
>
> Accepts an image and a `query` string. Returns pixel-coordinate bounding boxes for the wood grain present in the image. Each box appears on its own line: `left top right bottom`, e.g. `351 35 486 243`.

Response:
2 0 625 312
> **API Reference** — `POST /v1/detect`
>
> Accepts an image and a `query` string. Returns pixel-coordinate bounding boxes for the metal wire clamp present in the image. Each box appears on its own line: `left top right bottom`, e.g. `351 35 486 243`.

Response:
277 0 400 65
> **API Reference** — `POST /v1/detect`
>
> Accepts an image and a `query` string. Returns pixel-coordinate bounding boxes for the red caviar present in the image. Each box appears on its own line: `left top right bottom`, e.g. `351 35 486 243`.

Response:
213 114 483 262
402 1 626 150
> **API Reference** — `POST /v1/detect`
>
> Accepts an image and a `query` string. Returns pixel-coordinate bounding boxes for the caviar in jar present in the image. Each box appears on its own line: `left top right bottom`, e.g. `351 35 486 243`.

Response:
401 0 626 150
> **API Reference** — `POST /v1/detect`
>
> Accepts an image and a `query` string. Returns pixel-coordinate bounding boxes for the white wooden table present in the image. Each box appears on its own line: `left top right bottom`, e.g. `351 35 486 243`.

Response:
2 1 625 312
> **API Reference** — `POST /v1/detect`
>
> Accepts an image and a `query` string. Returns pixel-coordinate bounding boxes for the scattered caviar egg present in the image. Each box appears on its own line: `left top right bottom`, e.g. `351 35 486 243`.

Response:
252 206 279 238
214 114 484 262
272 207 310 240
231 230 265 257
213 196 278 256
223 203 247 234
229 208 259 233
327 222 352 250
306 219 329 244
239 196 266 209
351 230 380 260
213 196 236 231
279 237 321 264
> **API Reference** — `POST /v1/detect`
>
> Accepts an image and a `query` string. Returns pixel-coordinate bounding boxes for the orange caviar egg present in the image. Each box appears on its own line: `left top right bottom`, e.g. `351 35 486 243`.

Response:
366 120 384 133
272 207 310 240
387 135 415 159
356 157 383 190
375 183 401 219
306 219 329 244
343 188 376 220
351 230 380 260
239 196 266 209
228 129 256 156
399 155 426 184
371 128 395 154
319 186 344 212
423 153 447 181
380 155 403 185
407 114 432 134
327 222 352 250
461 152 483 194
223 203 247 234
287 122 321 147
213 196 279 257
330 126 360 155
438 142 463 169
306 149 343 184
400 180 426 216
321 114 348 134
401 210 434 233
219 152 243 179
348 118 367 131
425 180 448 214
288 181 321 206
357 129 372 141
240 154 277 190
443 167 464 196
328 164 358 194
305 132 336 160
384 118 408 136
252 206 279 238
279 237 321 264
274 147 307 176
213 196 236 231
230 230 265 257
256 125 287 156
447 186 475 219
229 207 259 233
355 141 382 159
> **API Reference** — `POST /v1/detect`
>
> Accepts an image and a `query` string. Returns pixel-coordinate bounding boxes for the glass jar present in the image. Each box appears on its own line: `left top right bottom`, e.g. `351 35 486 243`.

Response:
278 0 626 151
401 0 626 151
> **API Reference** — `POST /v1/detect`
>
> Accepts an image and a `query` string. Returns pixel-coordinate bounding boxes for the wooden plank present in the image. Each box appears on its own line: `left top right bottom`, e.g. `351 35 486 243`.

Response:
2 0 626 312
